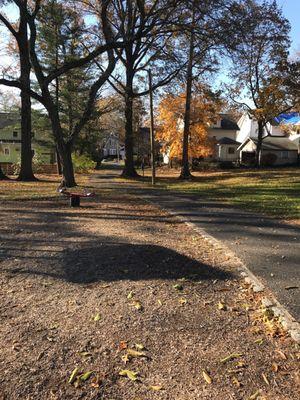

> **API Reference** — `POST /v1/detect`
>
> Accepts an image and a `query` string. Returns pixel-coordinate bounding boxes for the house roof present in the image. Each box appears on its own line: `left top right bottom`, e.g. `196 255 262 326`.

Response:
217 137 241 145
208 114 240 131
238 136 299 152
0 113 20 129
219 114 240 130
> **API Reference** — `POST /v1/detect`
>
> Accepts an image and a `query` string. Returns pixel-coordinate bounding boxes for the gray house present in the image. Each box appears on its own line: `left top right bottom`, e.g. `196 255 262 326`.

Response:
238 137 299 166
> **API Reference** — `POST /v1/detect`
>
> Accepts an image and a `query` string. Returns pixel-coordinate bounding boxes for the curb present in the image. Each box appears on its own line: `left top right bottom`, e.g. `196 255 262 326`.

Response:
142 194 300 344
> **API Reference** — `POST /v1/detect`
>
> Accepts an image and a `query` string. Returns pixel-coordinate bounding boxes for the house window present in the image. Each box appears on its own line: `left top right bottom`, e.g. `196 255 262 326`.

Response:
228 147 235 154
4 148 10 155
280 151 289 159
13 131 18 138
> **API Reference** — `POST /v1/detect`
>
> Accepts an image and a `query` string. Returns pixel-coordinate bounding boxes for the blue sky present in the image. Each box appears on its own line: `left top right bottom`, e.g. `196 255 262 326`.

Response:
278 0 300 54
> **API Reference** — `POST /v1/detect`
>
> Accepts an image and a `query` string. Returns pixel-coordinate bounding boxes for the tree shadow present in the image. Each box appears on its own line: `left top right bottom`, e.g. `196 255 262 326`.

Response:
6 240 233 284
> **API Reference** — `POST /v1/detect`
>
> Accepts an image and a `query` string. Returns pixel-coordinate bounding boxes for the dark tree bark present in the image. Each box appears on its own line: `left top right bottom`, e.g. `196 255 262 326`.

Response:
122 62 138 177
0 1 36 181
256 120 264 167
17 5 36 181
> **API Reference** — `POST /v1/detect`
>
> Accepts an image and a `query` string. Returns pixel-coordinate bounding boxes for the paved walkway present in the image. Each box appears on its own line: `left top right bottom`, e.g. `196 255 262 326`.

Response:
91 170 300 321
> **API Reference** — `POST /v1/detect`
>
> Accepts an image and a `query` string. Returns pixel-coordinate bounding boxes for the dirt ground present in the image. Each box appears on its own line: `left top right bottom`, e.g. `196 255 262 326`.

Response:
0 190 299 400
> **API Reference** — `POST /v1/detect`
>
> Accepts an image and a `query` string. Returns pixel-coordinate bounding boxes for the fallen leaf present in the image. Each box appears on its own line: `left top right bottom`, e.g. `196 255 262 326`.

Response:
119 369 139 381
119 341 128 350
127 291 134 300
275 349 287 360
271 362 279 372
173 284 183 291
262 373 270 385
232 376 241 387
249 390 261 400
218 302 227 311
93 313 101 322
68 367 79 384
179 297 187 305
135 343 145 351
79 352 92 358
121 354 130 364
127 348 146 358
202 370 212 384
91 374 102 388
254 338 264 345
149 385 163 391
220 353 243 364
80 371 94 381
131 301 143 311
50 324 59 330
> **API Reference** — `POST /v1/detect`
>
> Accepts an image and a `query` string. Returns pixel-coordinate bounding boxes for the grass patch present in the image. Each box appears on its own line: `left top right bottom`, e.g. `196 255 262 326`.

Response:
0 174 91 201
142 167 300 219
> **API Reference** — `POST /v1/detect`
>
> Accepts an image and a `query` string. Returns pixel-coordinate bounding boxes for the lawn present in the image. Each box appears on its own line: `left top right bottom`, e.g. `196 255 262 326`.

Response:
141 167 300 220
0 174 91 201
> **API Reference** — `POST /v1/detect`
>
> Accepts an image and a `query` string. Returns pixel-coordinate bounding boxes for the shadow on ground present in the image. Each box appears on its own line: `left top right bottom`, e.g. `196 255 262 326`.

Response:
5 240 233 284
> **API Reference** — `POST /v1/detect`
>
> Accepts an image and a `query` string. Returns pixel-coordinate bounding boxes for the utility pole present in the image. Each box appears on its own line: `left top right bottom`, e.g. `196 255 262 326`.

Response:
148 69 156 185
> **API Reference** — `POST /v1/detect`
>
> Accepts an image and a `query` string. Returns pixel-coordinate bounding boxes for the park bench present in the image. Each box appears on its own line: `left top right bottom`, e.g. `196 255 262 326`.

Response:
58 188 95 207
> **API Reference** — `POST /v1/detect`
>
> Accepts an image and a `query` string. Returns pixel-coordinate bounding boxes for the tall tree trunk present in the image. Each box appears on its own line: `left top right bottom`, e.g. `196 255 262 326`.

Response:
122 61 138 177
48 107 76 187
59 142 76 187
17 5 36 181
180 16 195 180
256 120 264 167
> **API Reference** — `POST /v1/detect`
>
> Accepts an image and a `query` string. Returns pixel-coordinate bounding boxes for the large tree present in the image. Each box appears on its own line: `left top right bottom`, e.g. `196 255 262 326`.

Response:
102 0 185 177
0 0 125 187
225 0 292 166
0 0 36 181
157 84 221 164
172 0 231 179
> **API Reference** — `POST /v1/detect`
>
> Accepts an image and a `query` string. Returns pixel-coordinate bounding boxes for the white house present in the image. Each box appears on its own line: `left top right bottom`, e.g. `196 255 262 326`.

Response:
235 112 300 166
236 113 285 144
207 113 240 142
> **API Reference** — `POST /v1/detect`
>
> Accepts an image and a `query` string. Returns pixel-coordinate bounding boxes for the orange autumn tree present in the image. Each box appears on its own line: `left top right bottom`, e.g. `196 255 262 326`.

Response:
157 86 222 163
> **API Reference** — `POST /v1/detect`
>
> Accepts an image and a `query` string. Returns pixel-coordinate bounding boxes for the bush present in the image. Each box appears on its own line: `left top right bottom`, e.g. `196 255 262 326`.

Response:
72 153 96 173
261 152 277 167
191 161 219 171
12 150 45 175
217 161 236 169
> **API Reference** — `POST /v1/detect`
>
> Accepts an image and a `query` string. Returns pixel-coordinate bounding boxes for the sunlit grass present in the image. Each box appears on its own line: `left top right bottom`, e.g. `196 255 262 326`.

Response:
142 167 300 219
0 174 91 200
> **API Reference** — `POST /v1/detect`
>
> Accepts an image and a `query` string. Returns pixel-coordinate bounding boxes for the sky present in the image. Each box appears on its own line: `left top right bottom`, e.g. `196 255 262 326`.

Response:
278 0 300 54
0 0 299 104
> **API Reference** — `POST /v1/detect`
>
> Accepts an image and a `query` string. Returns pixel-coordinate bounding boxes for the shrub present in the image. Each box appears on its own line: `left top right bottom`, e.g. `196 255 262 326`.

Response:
261 152 277 167
218 161 236 169
72 153 96 173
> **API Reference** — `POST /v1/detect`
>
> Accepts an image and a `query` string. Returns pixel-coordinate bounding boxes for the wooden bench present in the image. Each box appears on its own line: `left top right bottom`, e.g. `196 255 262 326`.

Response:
59 188 95 207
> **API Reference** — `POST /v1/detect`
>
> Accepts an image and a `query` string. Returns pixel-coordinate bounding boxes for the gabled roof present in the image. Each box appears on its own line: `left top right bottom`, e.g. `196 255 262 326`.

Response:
217 137 241 145
219 114 240 130
0 112 20 129
238 136 299 151
209 114 240 131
